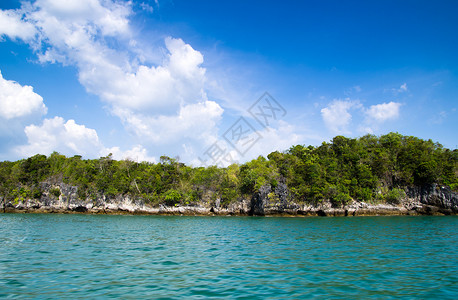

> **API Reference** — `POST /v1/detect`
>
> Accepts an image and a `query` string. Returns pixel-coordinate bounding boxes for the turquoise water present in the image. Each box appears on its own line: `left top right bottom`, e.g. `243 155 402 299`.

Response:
0 214 457 299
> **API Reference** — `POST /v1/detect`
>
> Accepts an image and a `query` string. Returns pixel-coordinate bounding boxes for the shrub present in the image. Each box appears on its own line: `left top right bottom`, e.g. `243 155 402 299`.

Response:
332 192 351 207
183 190 198 204
50 187 61 198
105 186 118 199
32 189 43 199
386 188 406 204
164 189 182 206
221 187 238 207
77 187 86 200
327 184 351 207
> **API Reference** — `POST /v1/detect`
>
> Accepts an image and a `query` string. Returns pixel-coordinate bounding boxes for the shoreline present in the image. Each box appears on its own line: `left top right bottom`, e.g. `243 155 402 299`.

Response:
2 203 455 217
2 183 456 217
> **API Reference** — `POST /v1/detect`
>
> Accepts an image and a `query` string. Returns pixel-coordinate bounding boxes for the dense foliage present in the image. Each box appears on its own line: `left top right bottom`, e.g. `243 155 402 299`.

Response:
0 133 456 207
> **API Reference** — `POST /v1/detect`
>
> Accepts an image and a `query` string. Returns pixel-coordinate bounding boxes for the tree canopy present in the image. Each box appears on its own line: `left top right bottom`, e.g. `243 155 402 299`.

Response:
0 133 456 207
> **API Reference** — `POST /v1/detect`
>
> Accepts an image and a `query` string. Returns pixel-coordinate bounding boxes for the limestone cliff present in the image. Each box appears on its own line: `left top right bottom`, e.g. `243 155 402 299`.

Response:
2 182 457 216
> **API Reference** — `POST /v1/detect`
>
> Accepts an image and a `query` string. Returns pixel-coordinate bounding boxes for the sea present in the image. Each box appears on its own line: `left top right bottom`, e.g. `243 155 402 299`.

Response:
0 214 457 299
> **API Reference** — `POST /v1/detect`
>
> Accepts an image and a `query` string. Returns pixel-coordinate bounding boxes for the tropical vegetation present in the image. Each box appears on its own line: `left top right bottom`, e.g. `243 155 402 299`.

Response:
0 133 456 207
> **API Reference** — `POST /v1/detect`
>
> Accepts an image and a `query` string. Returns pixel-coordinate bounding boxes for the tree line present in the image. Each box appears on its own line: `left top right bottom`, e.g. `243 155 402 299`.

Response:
0 133 456 207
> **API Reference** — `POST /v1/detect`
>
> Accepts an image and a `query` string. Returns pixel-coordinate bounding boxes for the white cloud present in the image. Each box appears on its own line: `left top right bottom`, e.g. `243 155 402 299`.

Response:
389 82 408 94
16 117 103 157
321 99 361 134
114 100 223 144
358 126 374 134
1 0 225 163
80 37 208 115
33 0 130 37
139 2 154 13
103 145 156 162
0 71 47 119
245 121 301 160
0 9 36 40
365 101 401 122
13 0 207 117
187 119 303 167
322 98 402 135
16 116 157 161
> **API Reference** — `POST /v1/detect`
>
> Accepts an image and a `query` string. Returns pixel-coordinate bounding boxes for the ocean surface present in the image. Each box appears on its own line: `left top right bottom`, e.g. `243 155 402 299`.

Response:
0 214 457 299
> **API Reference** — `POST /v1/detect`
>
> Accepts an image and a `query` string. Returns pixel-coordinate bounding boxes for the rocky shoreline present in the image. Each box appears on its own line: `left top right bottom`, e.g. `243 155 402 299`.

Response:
2 182 457 217
2 202 455 217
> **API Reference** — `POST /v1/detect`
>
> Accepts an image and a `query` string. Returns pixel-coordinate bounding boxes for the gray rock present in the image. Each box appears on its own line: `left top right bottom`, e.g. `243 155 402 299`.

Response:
250 184 271 216
406 184 458 212
2 180 457 216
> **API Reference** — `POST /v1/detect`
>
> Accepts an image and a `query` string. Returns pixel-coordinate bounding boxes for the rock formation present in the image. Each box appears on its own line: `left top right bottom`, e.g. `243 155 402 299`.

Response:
2 182 457 216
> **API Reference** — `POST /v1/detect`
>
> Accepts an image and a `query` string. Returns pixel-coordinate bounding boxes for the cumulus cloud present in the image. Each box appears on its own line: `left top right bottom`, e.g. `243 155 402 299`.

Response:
322 98 403 135
114 100 223 143
16 116 156 161
0 0 227 163
359 101 402 133
33 0 130 38
365 101 401 122
0 9 36 40
0 71 47 119
16 117 102 157
79 36 208 116
14 0 209 117
0 0 225 163
321 99 361 134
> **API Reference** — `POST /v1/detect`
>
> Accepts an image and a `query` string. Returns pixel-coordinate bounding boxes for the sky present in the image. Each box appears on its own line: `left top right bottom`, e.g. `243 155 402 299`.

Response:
0 0 457 166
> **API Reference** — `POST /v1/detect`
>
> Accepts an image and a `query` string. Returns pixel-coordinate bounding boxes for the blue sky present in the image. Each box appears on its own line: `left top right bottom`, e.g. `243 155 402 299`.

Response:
0 0 457 165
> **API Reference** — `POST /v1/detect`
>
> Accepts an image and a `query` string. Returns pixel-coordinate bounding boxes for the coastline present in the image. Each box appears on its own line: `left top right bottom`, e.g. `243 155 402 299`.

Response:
3 200 455 217
2 182 456 217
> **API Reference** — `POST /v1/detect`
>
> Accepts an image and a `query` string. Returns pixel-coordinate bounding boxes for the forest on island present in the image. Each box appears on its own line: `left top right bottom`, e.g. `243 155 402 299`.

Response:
0 132 456 207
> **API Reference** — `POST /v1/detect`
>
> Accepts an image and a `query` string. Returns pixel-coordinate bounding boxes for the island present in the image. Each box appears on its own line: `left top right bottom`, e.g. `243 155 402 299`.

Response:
1 133 457 216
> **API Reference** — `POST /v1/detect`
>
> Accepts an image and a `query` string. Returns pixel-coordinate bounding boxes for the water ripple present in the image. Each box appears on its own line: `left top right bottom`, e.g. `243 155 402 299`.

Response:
0 214 457 298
